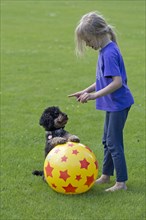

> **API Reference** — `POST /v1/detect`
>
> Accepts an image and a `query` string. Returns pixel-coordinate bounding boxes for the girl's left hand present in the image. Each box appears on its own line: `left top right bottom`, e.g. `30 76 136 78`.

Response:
77 92 95 103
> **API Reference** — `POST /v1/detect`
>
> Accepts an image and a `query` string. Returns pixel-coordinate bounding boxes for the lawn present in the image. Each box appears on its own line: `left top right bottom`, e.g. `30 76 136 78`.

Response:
1 1 145 220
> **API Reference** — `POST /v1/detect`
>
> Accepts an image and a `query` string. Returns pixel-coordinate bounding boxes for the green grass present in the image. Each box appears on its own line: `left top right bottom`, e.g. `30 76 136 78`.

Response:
1 1 145 220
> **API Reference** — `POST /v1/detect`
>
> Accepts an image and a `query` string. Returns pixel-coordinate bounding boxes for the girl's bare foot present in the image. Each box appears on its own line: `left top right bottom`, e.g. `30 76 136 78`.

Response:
95 174 110 184
105 182 127 192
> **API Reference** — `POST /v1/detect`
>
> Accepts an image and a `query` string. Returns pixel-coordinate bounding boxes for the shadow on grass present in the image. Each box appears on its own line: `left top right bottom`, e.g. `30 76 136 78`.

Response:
43 183 114 200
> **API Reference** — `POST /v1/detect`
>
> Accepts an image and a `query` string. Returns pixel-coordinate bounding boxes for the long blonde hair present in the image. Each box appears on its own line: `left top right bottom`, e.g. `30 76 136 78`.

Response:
75 12 117 56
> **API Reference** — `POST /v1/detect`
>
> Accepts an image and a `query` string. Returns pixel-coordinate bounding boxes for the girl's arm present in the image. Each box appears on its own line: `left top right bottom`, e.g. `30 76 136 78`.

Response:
79 76 122 103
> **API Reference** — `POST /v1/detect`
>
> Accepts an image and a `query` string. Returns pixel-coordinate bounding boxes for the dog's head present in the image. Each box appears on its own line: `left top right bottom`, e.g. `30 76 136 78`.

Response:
39 106 68 131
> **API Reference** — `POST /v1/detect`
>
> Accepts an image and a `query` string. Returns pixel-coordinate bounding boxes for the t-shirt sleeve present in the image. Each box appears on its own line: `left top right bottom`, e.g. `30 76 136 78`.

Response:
103 50 121 77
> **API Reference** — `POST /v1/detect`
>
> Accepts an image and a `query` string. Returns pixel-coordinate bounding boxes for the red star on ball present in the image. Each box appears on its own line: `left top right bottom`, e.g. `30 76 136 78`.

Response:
85 146 92 152
59 170 70 181
62 184 78 193
84 174 94 187
75 175 82 181
54 148 60 154
72 149 79 155
95 160 98 169
80 158 90 169
67 143 74 147
61 155 68 162
52 183 57 188
45 162 54 177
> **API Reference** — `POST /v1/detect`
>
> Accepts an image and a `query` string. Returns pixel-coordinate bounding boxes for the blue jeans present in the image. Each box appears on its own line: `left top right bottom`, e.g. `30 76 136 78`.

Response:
102 107 130 182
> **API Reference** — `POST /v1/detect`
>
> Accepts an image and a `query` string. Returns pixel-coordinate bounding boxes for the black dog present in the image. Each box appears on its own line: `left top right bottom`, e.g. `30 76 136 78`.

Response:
32 106 80 177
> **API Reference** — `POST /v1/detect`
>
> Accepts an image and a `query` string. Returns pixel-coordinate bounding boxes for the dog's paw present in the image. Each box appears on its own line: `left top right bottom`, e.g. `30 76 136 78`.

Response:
32 170 44 176
68 135 80 143
51 137 67 147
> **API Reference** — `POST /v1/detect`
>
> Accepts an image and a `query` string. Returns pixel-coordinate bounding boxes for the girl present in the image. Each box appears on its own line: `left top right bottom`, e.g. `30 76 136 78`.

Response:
68 12 134 192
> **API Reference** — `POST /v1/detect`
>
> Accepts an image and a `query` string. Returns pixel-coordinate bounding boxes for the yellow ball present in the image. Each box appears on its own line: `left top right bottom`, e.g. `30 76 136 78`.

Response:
44 142 98 194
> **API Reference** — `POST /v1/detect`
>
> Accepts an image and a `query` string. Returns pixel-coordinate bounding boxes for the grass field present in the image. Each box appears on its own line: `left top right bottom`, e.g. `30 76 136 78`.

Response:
1 1 145 220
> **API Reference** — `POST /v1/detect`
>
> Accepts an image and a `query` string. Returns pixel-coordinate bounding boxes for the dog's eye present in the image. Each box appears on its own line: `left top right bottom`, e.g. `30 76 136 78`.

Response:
54 112 59 117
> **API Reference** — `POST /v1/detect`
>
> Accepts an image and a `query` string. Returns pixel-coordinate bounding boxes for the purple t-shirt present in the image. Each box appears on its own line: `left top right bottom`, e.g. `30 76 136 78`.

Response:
96 42 134 112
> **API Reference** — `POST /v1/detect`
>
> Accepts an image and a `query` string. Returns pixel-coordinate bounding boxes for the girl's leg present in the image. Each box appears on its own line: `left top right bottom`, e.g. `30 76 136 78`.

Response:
102 112 114 176
105 107 130 191
96 112 113 184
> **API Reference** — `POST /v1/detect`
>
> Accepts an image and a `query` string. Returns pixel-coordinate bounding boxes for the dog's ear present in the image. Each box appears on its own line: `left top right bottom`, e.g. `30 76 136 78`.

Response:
39 114 54 131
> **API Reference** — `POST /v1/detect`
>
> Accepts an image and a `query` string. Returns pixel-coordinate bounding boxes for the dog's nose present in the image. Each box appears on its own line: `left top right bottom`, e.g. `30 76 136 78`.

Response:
63 113 68 120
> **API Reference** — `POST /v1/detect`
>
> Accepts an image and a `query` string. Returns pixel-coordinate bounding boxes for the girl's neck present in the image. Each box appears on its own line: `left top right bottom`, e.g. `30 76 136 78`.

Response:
100 34 112 49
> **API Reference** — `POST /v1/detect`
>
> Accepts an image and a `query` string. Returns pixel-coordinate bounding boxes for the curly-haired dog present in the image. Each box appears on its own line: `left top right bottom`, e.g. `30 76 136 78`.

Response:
32 106 80 177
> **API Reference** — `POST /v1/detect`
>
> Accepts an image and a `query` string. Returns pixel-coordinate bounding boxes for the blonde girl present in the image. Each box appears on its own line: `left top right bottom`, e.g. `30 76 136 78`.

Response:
69 12 134 192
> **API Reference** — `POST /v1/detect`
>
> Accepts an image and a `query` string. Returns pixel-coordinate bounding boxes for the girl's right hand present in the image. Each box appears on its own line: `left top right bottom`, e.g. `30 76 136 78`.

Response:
68 91 83 97
68 91 85 101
